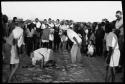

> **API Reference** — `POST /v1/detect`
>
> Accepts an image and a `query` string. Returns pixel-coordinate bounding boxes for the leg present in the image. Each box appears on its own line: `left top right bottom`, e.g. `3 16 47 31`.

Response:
7 63 19 83
76 46 82 63
111 67 115 82
71 44 78 64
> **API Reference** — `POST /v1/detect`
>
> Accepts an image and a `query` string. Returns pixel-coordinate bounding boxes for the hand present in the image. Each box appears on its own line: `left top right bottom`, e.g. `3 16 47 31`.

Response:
78 44 81 48
15 56 19 59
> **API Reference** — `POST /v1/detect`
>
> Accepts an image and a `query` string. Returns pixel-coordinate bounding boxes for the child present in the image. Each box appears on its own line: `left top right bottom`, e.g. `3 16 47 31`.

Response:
60 31 68 50
87 40 95 57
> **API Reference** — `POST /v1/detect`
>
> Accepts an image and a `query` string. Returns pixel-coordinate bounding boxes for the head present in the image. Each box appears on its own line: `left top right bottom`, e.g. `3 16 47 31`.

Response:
35 18 39 22
44 19 47 24
56 19 60 24
13 17 17 23
89 40 92 45
105 22 112 33
116 10 123 20
2 14 8 23
48 18 51 24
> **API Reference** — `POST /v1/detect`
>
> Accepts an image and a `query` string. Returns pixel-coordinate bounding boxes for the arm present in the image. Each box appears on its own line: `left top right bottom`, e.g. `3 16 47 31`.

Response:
73 37 80 47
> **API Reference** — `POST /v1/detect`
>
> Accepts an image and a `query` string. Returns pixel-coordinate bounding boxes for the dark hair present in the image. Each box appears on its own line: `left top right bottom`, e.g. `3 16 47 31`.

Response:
13 17 17 22
116 10 122 14
2 15 8 23
105 22 112 33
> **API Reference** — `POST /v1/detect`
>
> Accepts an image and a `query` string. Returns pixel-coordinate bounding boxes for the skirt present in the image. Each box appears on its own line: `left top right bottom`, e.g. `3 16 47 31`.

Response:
109 49 120 67
10 45 19 64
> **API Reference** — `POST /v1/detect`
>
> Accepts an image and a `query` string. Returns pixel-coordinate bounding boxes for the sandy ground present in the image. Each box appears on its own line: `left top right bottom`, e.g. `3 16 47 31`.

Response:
2 44 124 83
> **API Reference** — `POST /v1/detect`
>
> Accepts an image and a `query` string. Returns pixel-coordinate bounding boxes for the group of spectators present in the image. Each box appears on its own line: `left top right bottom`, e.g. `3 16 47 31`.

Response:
2 10 123 82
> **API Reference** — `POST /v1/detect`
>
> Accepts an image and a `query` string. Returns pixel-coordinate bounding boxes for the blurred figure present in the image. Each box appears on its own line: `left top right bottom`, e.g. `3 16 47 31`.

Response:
25 22 35 56
95 23 105 56
66 28 82 64
5 20 24 83
41 24 50 48
115 10 124 70
105 23 120 82
53 19 61 51
87 40 95 57
34 18 41 49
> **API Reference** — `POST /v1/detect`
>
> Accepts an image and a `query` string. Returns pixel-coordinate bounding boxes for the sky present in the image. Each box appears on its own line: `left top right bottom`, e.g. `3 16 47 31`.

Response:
1 1 122 22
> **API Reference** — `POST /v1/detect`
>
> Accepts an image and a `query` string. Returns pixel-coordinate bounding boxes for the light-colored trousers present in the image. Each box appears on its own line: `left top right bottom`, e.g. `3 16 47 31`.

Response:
71 44 81 63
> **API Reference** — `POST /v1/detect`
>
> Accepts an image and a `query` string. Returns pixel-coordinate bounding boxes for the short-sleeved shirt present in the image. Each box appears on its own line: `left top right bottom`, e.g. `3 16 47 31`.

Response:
41 23 46 29
67 29 82 44
35 21 41 29
106 32 119 51
13 27 24 47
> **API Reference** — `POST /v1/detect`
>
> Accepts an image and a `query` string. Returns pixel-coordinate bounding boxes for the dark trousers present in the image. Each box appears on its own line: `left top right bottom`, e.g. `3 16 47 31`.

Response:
96 40 103 56
43 42 49 48
25 37 33 56
118 35 124 66
49 40 53 49
54 41 60 50
66 39 73 50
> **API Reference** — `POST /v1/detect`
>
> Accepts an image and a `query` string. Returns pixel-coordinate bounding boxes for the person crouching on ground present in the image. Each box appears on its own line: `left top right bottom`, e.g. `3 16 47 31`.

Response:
87 40 95 57
65 28 82 64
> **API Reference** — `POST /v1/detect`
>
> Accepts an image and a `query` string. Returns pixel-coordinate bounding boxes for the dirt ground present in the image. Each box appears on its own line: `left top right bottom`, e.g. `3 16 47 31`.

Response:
2 44 124 83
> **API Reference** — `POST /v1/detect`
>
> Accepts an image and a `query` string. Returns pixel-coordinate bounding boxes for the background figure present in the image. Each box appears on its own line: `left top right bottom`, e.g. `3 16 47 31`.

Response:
54 25 60 51
25 22 35 56
41 24 50 48
34 18 41 49
115 10 124 69
95 23 105 56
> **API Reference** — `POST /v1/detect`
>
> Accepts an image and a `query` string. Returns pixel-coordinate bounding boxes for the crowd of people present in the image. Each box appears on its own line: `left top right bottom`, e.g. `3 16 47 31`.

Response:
2 10 124 82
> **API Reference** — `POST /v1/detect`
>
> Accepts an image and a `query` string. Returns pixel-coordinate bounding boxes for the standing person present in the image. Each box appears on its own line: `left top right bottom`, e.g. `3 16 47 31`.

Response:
115 10 124 70
8 17 18 36
2 14 9 61
40 19 47 47
34 18 41 49
5 21 24 83
95 23 105 56
41 24 50 48
66 28 82 64
105 23 120 82
25 22 35 56
54 19 61 51
49 28 54 49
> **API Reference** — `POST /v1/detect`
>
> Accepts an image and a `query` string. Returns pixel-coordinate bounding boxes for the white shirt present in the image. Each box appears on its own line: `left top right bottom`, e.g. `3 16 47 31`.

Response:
60 25 69 30
41 23 46 29
35 21 41 28
32 48 52 65
88 44 94 53
55 24 60 27
67 29 82 44
48 23 54 28
106 32 119 51
13 27 24 47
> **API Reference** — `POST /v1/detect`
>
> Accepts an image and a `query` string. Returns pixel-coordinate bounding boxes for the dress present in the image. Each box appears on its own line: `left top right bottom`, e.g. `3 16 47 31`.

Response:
106 32 120 67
